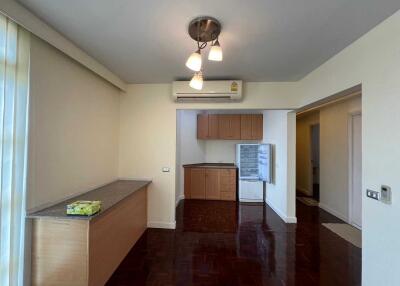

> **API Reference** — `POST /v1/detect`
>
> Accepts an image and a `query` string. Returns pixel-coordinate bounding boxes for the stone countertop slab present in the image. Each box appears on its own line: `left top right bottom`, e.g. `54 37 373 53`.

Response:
182 163 237 169
27 180 151 220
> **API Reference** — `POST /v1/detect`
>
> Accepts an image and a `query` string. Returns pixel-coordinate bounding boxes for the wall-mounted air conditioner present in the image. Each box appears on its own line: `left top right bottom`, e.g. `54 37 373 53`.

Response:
172 80 243 102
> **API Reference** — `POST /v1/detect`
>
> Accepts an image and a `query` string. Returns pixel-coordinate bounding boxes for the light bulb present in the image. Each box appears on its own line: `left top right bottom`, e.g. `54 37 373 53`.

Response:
185 50 202 71
208 40 223 61
189 71 203 90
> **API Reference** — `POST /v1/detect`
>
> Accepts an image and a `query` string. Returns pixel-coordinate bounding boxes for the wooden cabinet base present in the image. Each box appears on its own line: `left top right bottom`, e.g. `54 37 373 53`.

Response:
184 167 237 201
31 187 147 286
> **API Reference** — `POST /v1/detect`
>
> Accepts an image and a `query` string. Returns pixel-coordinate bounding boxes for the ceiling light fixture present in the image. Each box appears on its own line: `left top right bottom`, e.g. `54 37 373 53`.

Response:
189 71 204 90
186 16 223 89
208 39 223 61
186 49 202 71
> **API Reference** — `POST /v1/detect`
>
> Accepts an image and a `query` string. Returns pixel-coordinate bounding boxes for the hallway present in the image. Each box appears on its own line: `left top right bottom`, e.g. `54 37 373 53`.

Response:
107 200 360 285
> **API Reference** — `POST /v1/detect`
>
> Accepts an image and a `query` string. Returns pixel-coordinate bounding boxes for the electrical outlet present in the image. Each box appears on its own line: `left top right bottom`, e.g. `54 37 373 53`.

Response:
381 185 391 204
366 189 380 201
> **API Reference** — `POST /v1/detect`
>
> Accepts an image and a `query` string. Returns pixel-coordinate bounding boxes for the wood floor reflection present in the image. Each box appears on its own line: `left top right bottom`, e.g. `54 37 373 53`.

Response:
106 200 361 286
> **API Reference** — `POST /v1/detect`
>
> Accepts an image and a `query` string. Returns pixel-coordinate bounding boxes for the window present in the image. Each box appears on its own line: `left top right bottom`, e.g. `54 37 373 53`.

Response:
0 13 30 286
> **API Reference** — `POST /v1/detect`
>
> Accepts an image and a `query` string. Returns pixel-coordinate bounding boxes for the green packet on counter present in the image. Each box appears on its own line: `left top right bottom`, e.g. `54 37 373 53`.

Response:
66 200 101 216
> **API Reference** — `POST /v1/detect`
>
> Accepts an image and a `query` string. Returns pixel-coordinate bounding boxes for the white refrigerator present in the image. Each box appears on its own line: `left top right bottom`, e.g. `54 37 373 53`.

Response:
236 144 272 202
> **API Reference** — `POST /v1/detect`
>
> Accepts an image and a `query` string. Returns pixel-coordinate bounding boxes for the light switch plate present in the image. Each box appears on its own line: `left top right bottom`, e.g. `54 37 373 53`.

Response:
366 189 380 201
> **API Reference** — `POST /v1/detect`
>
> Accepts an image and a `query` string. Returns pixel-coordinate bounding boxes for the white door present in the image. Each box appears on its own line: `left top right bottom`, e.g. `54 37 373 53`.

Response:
351 114 362 228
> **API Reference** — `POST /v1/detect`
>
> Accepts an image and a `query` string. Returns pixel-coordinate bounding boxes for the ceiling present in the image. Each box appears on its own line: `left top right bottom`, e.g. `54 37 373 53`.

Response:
18 0 400 84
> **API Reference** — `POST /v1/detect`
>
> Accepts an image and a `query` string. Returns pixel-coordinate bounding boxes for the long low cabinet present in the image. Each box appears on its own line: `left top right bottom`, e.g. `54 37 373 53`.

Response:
184 165 237 201
197 113 263 140
28 180 150 286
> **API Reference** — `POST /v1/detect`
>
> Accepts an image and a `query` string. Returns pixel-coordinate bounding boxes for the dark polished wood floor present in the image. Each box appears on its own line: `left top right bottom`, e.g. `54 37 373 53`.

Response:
106 200 361 286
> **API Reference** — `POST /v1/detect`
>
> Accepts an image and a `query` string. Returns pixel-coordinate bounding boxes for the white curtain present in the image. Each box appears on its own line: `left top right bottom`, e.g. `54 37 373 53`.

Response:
0 13 30 286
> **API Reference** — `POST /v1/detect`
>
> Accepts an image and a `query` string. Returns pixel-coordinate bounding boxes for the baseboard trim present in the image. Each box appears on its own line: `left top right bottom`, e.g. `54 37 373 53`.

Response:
175 194 185 207
148 221 176 229
285 216 298 223
118 176 153 181
318 203 348 222
265 199 297 224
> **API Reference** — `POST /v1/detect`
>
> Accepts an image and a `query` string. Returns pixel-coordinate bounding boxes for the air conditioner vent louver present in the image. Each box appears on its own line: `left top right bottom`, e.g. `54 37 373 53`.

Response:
172 80 242 102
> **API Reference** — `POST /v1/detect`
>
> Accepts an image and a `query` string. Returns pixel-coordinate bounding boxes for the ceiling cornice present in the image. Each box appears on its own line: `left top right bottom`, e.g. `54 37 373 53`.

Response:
0 0 127 91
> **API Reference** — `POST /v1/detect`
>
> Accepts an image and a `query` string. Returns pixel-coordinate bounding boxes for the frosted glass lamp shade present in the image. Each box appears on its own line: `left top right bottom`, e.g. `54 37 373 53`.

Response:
189 72 203 90
208 40 223 61
185 50 202 71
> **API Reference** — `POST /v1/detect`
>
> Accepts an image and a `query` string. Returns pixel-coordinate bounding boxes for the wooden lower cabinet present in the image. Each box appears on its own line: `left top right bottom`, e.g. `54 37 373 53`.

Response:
184 167 237 201
189 168 206 199
31 187 148 286
220 192 236 201
206 169 220 200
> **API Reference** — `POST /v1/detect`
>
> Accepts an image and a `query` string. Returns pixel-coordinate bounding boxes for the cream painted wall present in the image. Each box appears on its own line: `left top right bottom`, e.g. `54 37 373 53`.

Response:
297 10 400 286
319 96 361 221
204 140 261 163
176 110 206 205
118 83 299 229
28 35 121 211
119 84 178 229
263 110 296 223
296 111 320 195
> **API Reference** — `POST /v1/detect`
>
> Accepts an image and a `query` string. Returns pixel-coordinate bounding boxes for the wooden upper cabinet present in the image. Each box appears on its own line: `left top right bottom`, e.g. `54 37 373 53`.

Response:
218 115 241 140
240 115 253 140
240 114 263 140
197 114 219 139
230 115 241 139
218 115 230 139
197 114 209 139
251 114 263 140
197 114 262 140
208 115 219 139
205 169 220 200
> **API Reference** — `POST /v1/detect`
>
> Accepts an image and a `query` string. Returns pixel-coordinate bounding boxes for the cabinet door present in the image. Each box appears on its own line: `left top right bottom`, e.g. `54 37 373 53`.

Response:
220 169 236 193
184 168 191 199
190 168 206 199
197 114 209 139
220 169 237 201
218 115 241 139
240 115 253 140
208 115 219 139
251 114 263 140
205 169 220 200
230 115 241 139
218 115 231 139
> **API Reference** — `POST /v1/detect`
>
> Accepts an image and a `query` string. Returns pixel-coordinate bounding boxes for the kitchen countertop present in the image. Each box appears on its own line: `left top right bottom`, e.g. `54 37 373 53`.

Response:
183 163 238 169
27 180 151 220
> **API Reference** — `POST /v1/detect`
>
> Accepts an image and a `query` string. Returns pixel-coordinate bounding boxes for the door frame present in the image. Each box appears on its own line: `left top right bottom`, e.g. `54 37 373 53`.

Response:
308 123 320 198
348 110 362 229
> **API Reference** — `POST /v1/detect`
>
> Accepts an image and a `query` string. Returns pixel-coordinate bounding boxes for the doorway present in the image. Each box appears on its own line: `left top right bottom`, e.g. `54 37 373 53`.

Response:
349 112 362 229
310 124 320 201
